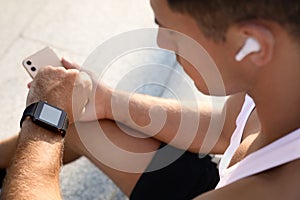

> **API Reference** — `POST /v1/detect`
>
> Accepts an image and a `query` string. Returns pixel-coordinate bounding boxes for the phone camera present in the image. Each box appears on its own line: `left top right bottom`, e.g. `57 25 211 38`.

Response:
31 67 36 72
26 60 32 66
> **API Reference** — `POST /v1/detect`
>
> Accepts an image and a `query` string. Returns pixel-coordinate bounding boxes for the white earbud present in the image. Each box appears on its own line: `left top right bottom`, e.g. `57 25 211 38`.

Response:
235 37 261 62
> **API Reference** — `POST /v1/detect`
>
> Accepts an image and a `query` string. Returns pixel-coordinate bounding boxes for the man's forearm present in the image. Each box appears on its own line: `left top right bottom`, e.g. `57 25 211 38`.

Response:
104 89 223 153
1 119 63 200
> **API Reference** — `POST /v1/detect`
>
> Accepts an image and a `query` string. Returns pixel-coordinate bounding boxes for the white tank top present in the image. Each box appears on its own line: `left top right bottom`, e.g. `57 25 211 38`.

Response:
216 95 300 189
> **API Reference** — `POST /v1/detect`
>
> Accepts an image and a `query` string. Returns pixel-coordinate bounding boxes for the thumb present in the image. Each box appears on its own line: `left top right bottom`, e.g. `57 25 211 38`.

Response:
61 58 81 70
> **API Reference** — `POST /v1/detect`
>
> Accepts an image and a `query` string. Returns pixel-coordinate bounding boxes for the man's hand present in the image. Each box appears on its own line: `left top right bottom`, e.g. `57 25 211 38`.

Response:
0 65 90 200
61 58 112 121
27 65 92 123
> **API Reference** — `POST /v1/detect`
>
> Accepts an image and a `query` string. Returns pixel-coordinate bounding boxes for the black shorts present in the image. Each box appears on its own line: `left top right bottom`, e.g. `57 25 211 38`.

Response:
0 169 6 189
130 144 219 200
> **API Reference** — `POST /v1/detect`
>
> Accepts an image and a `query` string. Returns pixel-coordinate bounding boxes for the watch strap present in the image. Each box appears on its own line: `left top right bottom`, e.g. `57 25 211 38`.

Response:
20 102 38 128
60 116 69 137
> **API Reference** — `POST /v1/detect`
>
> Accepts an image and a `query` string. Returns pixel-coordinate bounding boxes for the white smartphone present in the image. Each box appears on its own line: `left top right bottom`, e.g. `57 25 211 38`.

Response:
22 47 61 78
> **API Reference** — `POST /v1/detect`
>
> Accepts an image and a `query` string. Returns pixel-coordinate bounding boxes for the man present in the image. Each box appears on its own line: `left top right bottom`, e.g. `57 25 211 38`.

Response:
2 0 300 199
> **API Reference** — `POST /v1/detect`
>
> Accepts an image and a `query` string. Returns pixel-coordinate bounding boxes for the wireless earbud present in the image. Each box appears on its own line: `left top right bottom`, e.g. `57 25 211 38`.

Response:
235 37 261 62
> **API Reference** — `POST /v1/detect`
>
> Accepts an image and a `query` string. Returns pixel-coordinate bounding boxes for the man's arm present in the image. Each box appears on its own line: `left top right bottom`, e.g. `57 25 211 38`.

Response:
97 87 245 154
1 65 92 200
61 59 245 154
1 119 64 200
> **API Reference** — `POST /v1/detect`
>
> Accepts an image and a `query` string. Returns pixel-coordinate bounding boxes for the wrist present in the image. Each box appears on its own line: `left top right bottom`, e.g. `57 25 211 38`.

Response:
95 86 113 119
21 101 69 137
20 118 64 143
105 88 113 119
16 118 64 172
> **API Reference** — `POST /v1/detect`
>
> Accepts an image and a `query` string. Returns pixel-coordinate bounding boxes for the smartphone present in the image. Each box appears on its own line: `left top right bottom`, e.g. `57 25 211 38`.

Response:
22 47 61 78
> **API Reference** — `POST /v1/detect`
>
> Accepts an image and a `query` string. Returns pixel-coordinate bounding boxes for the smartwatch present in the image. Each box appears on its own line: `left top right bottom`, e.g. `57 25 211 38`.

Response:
20 101 69 137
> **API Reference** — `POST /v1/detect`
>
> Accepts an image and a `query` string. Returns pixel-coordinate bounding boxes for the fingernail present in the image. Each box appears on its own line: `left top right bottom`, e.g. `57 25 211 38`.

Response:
62 57 72 65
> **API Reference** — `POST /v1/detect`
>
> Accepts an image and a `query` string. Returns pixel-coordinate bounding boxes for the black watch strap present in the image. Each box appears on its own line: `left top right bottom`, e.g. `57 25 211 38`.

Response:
20 102 38 128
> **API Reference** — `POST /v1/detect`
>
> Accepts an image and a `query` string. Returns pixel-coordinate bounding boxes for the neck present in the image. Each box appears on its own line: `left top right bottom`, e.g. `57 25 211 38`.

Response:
248 43 300 144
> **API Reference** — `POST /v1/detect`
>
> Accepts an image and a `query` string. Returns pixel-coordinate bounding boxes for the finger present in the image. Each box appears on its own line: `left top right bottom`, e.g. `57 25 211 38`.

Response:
27 81 33 89
61 58 81 70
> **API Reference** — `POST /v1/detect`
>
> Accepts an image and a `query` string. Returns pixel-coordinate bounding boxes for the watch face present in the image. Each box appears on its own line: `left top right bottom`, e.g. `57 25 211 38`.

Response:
38 103 62 126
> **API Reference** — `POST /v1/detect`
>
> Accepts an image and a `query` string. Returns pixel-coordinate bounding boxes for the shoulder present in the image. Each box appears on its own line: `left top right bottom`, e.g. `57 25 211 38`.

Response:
195 159 300 200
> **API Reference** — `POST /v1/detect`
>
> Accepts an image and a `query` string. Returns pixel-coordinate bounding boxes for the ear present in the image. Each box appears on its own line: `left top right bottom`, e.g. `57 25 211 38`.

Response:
235 23 275 66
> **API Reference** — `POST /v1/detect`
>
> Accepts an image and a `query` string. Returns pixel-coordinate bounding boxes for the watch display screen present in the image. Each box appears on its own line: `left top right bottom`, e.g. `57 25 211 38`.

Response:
39 104 62 126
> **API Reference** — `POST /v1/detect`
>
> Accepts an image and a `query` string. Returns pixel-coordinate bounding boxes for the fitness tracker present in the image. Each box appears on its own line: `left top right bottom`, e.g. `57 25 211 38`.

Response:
20 101 69 137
